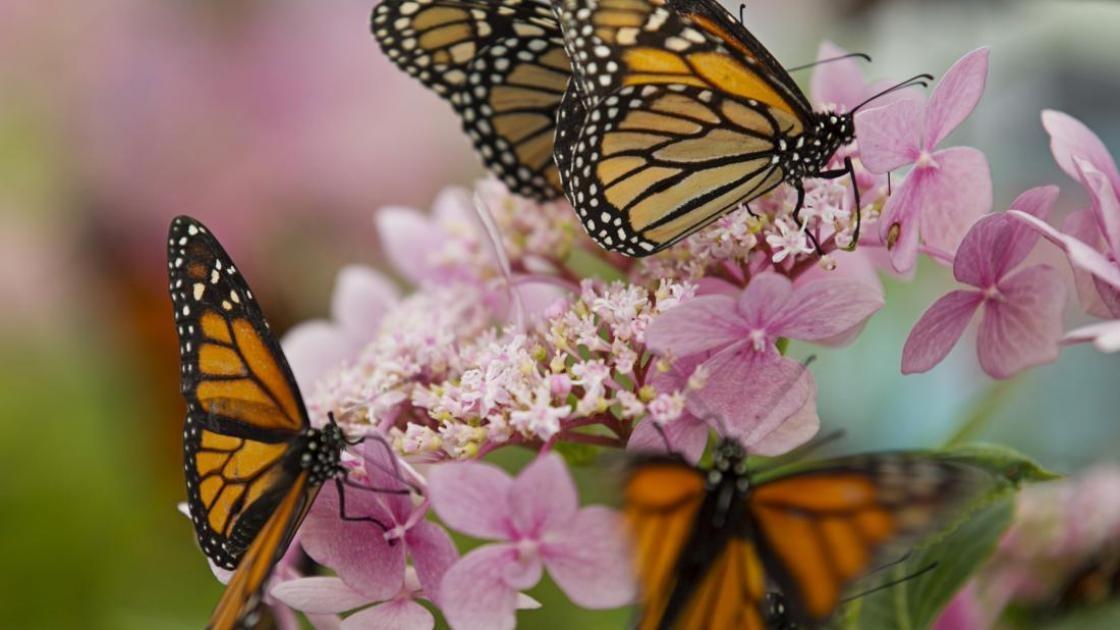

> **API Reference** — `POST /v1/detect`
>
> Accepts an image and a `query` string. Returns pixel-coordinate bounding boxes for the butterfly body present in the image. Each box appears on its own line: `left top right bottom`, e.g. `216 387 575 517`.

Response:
625 439 979 629
168 216 352 628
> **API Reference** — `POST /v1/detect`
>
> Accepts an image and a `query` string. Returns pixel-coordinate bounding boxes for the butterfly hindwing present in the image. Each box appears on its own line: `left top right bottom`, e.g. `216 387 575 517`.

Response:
372 0 570 199
556 80 786 255
208 473 317 630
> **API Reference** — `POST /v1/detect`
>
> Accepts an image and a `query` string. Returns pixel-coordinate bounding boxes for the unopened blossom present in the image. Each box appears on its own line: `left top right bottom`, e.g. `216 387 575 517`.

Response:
282 265 400 393
857 48 994 272
1012 111 1120 352
275 440 456 628
429 453 634 630
646 272 883 454
903 187 1066 378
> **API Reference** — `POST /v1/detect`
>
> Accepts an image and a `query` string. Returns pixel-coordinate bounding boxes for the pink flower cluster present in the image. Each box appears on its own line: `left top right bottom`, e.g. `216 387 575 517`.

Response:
199 43 1118 628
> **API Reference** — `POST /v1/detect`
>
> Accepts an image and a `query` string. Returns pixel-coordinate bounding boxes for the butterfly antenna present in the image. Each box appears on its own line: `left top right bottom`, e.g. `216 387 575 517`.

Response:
786 52 873 74
473 192 525 332
840 561 939 605
851 73 935 114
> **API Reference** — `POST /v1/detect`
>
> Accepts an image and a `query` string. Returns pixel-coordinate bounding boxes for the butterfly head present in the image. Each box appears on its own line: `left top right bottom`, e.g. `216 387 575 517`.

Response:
711 439 749 475
781 111 855 180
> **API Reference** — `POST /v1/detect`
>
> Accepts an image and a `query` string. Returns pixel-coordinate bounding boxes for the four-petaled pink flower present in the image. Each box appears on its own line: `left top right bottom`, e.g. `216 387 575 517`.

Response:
856 48 994 273
429 453 634 630
272 440 457 629
1011 111 1120 352
645 273 883 454
903 187 1067 379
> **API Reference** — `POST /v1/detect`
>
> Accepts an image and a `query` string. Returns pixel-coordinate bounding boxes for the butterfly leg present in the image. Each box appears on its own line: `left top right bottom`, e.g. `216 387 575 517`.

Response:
335 477 391 532
791 184 825 256
814 157 861 251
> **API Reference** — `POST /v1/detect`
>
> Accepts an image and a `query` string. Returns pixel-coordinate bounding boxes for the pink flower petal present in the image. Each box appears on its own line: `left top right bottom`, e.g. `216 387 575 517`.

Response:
375 206 443 285
978 265 1066 378
770 276 884 342
645 294 745 356
902 290 984 374
1002 185 1059 263
924 48 990 148
428 461 514 540
952 190 1055 289
271 577 371 615
358 438 414 524
810 41 867 112
1076 158 1120 260
749 372 820 456
626 414 710 464
1063 209 1115 318
440 546 521 630
542 506 636 608
405 521 459 607
510 453 578 540
736 273 794 329
878 172 925 273
1009 211 1120 290
1065 320 1120 353
1042 110 1120 193
331 265 399 345
341 599 434 630
918 146 993 255
302 484 405 600
281 320 350 395
694 348 816 454
854 98 924 173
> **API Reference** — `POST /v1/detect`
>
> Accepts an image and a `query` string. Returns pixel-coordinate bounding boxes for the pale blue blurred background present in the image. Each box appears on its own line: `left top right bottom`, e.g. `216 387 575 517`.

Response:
0 0 1117 627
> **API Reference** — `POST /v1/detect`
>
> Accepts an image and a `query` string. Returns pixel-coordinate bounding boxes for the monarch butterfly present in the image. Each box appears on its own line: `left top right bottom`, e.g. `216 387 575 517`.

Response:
371 0 571 201
624 438 981 629
168 216 385 629
551 0 925 257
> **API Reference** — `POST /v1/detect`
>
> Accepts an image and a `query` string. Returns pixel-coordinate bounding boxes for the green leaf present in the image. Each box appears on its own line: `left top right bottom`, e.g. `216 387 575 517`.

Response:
826 444 1056 629
935 443 1061 485
1035 602 1120 630
846 498 1014 630
552 441 600 467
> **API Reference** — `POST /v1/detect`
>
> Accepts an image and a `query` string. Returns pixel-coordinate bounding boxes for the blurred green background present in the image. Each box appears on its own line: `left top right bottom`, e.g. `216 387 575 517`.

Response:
1 0 1118 627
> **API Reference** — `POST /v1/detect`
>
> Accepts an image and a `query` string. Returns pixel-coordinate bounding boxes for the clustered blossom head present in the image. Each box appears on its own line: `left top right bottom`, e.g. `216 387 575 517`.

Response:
195 44 1119 628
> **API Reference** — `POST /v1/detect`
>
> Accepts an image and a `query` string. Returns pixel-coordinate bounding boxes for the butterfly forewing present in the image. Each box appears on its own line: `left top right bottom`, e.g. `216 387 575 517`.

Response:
372 0 570 200
168 216 310 570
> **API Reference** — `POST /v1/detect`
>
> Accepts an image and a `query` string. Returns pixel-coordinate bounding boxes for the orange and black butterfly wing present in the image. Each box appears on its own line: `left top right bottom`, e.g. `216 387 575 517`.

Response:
208 473 319 630
168 215 311 571
747 455 980 626
372 0 570 200
551 0 818 256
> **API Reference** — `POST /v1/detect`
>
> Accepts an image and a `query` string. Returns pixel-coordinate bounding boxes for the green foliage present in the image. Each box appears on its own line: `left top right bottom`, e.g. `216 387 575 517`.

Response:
837 444 1054 629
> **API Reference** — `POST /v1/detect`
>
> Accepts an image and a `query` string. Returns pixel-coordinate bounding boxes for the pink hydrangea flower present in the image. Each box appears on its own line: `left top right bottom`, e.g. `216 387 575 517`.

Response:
428 453 634 630
856 48 994 272
1011 111 1120 352
282 265 400 393
274 441 457 627
645 272 883 454
902 187 1066 379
